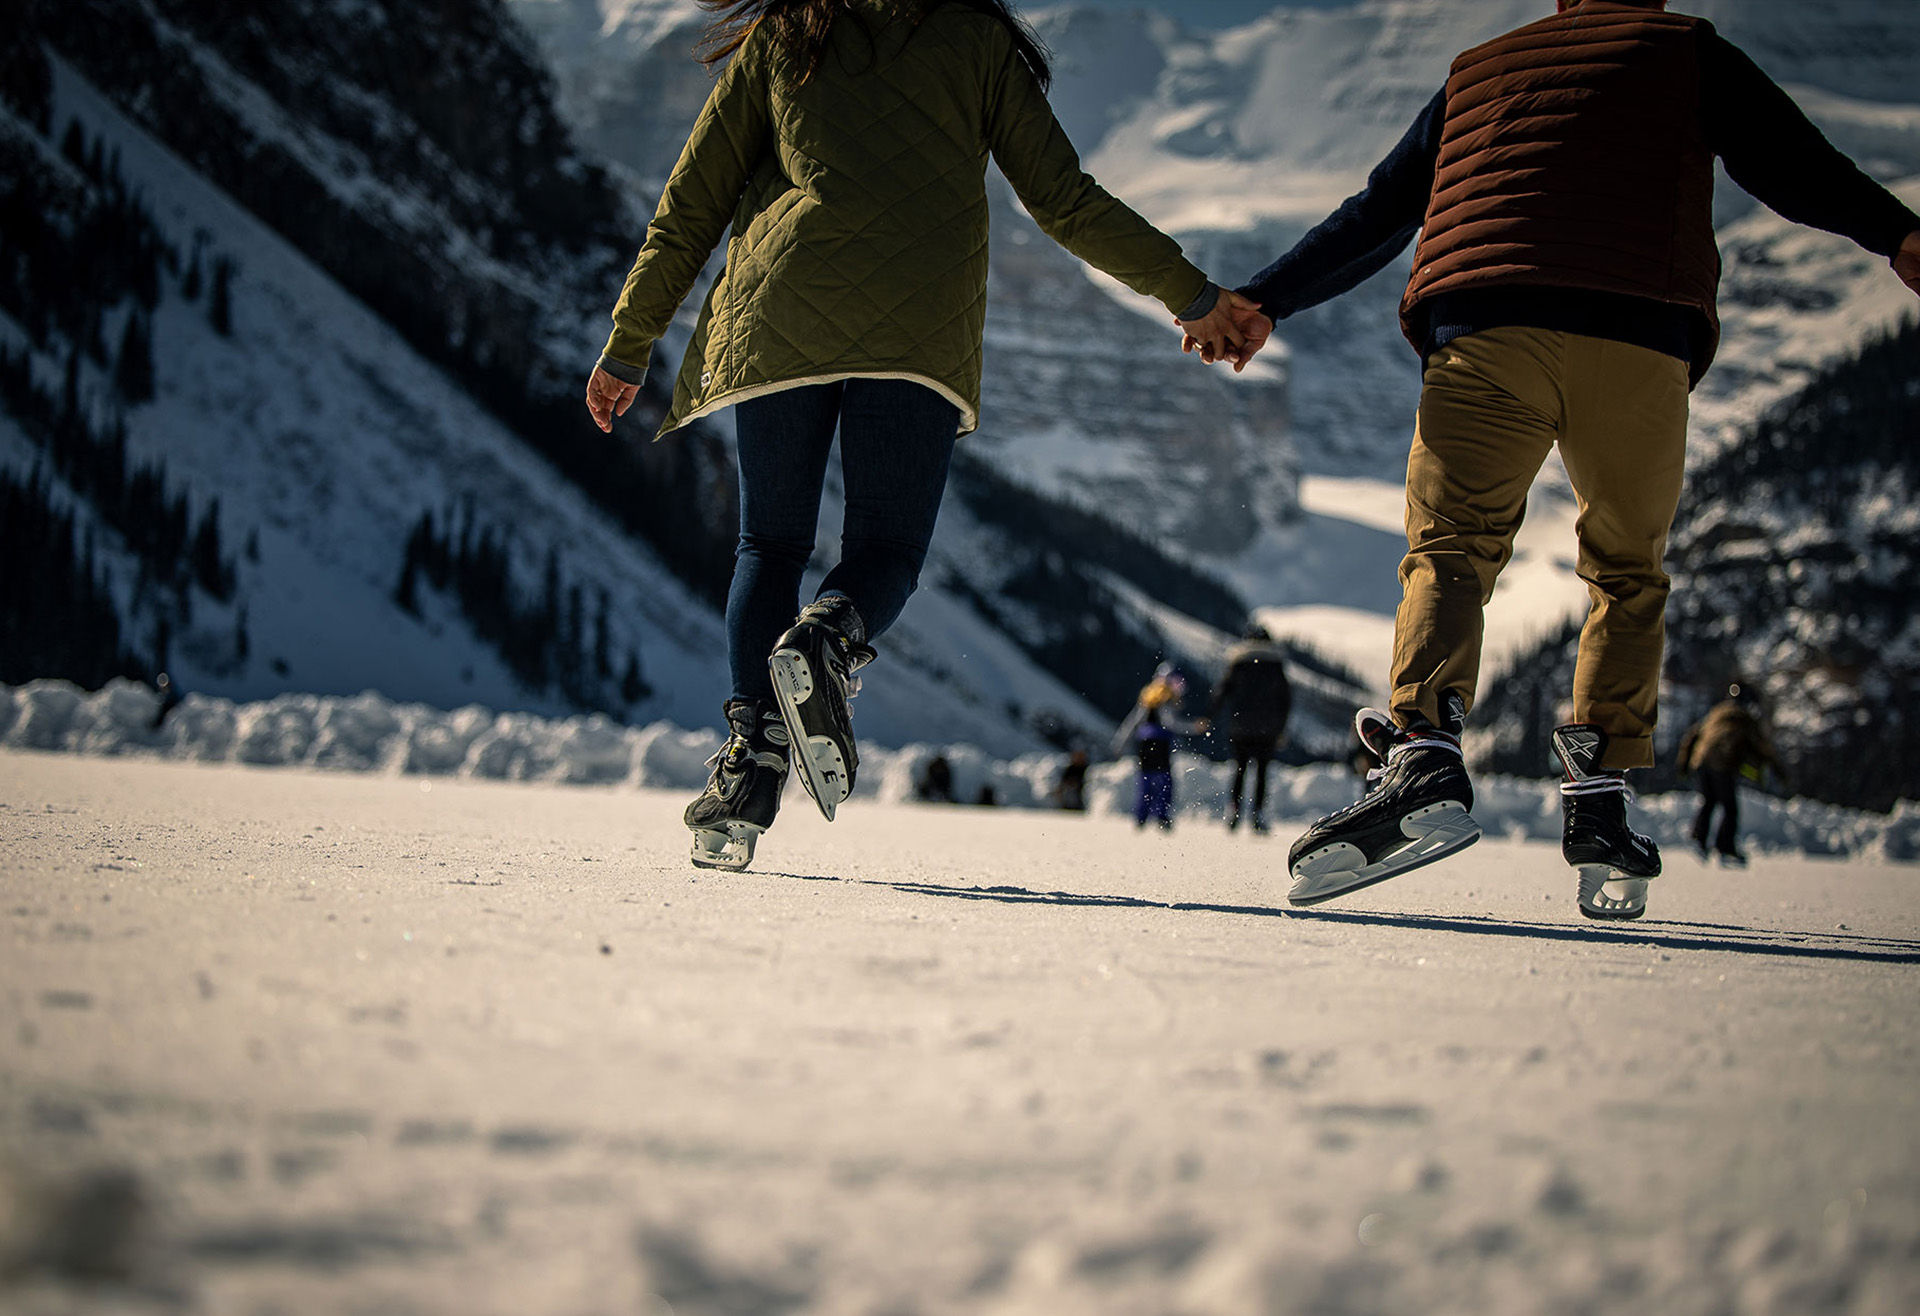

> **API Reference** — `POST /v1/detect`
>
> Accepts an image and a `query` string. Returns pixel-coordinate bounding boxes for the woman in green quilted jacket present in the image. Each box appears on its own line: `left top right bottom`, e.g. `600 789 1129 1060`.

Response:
584 0 1255 872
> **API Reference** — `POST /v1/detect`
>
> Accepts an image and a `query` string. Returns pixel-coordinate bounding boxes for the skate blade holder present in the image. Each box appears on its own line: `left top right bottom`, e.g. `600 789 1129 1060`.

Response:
1576 865 1651 921
1288 802 1481 906
689 821 764 871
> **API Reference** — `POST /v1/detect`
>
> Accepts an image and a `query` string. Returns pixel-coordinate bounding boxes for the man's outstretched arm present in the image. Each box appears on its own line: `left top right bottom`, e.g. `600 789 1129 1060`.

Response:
1236 88 1444 322
1704 32 1920 270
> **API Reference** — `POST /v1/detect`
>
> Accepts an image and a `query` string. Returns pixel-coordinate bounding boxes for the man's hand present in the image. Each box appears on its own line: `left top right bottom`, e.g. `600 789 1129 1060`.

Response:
585 365 639 433
1180 290 1273 372
1896 229 1920 297
1221 297 1274 371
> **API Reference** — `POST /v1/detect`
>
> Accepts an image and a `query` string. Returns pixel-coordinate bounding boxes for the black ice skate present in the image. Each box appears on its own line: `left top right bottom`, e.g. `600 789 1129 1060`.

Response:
685 698 791 871
1552 723 1661 921
1287 708 1480 906
768 595 874 823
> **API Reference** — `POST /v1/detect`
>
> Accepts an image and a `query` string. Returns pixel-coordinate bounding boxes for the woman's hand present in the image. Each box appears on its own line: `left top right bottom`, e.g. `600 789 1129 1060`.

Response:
585 366 639 433
1179 289 1272 373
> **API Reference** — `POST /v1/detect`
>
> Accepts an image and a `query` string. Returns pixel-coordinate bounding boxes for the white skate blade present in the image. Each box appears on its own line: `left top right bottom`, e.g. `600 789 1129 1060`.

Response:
1576 864 1650 921
689 821 763 872
790 735 850 822
769 648 849 823
1288 802 1481 907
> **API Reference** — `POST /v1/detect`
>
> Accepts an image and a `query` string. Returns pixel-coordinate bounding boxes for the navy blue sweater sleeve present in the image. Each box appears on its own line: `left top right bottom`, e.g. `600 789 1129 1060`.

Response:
1236 88 1444 321
1704 33 1918 258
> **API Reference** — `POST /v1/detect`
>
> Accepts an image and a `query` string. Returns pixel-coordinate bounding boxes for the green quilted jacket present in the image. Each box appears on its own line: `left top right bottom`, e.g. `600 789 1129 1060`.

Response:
600 2 1213 437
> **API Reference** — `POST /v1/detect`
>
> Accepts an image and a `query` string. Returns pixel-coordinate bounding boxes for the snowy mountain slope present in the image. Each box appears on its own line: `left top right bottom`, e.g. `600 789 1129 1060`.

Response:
8 58 718 723
0 105 1100 755
4 6 1167 756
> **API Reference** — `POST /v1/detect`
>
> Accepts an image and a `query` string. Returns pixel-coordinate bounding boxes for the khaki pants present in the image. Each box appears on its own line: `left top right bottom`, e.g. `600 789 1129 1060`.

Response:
1392 326 1689 770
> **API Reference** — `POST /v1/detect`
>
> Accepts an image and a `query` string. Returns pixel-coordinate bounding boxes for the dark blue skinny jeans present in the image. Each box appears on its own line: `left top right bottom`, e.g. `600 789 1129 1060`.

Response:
727 378 959 704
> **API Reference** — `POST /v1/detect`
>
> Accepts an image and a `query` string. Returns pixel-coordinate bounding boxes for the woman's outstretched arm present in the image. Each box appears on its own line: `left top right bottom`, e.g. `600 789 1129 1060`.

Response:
597 39 773 388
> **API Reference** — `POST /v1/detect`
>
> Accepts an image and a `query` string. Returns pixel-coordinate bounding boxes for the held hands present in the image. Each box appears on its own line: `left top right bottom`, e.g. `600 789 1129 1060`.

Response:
1178 289 1273 372
585 365 639 433
1896 230 1920 298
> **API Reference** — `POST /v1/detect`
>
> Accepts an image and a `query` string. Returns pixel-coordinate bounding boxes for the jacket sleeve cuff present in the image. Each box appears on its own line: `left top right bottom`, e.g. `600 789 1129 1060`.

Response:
595 352 649 388
1176 282 1222 322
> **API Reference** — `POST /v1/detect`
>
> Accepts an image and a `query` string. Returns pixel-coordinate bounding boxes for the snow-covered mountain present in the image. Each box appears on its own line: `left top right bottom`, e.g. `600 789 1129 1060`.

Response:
506 0 1920 693
6 0 1267 758
9 0 1916 764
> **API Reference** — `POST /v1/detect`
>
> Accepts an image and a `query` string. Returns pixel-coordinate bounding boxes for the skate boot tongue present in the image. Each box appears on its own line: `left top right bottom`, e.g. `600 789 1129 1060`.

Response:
1353 708 1398 766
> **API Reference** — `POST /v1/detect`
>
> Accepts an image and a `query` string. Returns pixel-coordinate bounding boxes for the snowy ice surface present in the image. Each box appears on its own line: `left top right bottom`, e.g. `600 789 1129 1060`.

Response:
7 679 1917 863
3 747 1918 1313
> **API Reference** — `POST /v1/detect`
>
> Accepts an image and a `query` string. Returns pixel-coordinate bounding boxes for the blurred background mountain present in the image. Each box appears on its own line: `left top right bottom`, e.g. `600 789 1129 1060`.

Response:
3 0 1916 804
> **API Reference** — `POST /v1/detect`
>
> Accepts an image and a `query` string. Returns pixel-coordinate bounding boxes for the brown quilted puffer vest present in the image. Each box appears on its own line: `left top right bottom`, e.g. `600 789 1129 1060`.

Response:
1401 1 1722 381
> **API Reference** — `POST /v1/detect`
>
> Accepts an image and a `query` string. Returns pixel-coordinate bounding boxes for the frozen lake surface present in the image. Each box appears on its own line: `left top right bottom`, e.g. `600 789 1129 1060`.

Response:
2 750 1916 1314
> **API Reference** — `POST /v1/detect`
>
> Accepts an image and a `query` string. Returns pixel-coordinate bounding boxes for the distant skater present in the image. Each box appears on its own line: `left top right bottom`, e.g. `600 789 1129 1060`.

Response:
585 0 1256 871
1206 622 1292 833
1677 684 1779 867
1051 749 1090 812
1113 669 1194 830
147 672 182 732
915 753 957 804
1197 0 1920 920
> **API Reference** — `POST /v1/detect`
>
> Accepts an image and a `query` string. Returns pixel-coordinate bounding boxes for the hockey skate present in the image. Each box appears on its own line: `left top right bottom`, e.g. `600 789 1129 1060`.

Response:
685 698 790 871
1552 724 1661 920
768 595 874 823
1287 708 1480 906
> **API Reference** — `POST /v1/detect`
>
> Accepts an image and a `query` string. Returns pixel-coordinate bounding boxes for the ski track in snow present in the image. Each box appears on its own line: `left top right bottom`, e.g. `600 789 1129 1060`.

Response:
2 749 1917 1313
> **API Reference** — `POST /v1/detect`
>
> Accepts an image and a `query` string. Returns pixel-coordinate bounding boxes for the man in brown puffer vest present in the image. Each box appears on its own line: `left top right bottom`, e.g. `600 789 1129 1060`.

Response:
1224 0 1920 920
1677 685 1779 867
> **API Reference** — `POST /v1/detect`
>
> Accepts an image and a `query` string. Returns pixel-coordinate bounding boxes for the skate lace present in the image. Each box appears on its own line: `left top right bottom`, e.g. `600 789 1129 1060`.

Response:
1561 775 1635 804
1367 732 1463 785
704 737 748 776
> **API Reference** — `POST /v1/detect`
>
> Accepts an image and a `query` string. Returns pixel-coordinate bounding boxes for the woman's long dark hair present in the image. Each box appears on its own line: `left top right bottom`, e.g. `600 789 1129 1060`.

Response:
696 0 1052 90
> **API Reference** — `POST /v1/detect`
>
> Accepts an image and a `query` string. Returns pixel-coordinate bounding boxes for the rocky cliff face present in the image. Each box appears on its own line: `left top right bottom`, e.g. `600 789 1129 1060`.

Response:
978 185 1296 556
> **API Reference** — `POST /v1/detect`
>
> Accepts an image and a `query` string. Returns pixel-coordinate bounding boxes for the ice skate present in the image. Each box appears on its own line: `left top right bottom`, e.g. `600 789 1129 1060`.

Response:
768 595 874 823
1287 709 1480 906
1552 724 1661 920
685 698 790 871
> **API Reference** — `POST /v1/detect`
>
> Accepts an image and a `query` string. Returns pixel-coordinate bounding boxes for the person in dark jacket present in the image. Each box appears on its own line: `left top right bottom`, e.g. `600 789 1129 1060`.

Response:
1052 749 1090 812
1207 622 1293 833
1677 684 1779 867
915 753 956 804
1202 0 1920 921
